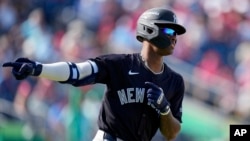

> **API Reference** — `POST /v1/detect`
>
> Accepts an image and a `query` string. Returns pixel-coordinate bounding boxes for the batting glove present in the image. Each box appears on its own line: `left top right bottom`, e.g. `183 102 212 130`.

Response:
2 58 42 80
145 81 170 115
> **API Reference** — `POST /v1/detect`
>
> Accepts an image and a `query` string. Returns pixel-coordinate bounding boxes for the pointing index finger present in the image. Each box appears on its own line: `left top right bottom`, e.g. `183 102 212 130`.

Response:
2 62 15 67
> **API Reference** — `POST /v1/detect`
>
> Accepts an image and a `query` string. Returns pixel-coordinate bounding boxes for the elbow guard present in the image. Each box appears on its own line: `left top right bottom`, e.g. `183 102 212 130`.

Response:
59 62 80 85
59 60 98 86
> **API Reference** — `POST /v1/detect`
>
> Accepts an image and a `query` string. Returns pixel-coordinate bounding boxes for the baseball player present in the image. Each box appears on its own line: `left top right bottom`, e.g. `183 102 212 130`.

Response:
2 7 186 141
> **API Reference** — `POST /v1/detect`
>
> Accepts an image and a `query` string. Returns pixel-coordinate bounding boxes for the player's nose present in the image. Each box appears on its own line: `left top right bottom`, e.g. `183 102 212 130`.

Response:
169 36 177 45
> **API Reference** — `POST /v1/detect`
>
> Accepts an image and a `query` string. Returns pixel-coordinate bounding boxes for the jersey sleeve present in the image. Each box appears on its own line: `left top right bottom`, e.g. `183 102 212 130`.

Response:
89 56 109 84
71 54 127 86
89 54 124 84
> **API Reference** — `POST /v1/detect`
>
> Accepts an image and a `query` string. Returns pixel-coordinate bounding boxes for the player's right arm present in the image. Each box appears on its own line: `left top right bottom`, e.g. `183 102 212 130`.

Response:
145 81 181 140
2 58 98 86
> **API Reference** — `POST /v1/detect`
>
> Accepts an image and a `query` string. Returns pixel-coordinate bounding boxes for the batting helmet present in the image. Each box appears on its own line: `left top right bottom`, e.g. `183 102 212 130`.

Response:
136 7 186 49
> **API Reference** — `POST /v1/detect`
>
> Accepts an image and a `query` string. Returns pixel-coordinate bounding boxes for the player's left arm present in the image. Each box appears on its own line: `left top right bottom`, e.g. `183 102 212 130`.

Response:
145 81 183 140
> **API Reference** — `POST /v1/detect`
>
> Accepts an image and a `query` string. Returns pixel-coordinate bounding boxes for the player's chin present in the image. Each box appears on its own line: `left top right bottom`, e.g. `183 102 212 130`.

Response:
158 47 174 56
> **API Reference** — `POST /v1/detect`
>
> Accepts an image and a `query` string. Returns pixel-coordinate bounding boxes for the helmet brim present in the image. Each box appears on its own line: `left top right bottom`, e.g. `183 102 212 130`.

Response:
155 22 186 35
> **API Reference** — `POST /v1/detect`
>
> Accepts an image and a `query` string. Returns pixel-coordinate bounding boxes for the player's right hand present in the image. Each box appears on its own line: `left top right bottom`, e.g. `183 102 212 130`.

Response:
145 82 170 115
2 58 42 80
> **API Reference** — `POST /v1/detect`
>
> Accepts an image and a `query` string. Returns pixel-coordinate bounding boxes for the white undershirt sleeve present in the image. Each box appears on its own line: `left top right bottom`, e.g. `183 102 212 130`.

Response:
39 62 70 81
39 61 97 82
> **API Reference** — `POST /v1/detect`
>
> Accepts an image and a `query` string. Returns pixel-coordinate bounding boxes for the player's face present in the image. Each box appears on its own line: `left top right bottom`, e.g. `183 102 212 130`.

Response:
153 35 177 56
155 27 177 55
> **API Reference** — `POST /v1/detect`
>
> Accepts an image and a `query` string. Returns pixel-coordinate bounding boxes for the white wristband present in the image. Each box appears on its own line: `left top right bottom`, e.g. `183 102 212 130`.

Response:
160 106 170 115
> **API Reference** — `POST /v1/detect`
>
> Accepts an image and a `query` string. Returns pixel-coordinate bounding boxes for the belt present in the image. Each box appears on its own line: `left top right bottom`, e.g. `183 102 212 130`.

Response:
93 130 123 141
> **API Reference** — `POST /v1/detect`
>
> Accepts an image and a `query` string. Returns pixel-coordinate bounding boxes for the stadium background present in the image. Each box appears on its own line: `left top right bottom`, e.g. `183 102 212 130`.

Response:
0 0 250 141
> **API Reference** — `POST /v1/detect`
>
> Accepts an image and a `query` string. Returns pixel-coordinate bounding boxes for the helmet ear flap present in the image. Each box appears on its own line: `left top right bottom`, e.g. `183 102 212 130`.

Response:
136 20 158 42
136 20 171 49
136 26 153 42
145 26 153 34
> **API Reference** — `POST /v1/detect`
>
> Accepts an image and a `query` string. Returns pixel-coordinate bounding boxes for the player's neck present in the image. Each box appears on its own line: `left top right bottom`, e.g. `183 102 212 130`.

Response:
140 43 164 73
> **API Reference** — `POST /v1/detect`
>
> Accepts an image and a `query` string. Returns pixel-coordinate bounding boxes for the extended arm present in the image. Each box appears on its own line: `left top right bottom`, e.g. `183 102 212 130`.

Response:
2 58 98 86
40 61 97 81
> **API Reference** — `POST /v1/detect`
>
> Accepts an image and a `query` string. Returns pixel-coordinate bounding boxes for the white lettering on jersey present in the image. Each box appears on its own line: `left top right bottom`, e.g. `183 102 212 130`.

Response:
136 88 144 103
117 89 127 105
117 88 145 105
127 88 135 103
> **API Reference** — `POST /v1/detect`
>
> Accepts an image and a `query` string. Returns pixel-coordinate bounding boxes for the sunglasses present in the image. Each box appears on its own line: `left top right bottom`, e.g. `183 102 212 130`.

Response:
161 28 176 36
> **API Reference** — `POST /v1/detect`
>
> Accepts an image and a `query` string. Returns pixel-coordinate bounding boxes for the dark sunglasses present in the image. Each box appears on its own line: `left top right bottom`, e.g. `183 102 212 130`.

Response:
161 28 176 36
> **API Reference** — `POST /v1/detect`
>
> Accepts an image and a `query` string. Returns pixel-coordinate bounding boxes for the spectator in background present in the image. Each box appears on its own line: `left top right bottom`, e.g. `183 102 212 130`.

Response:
234 41 250 121
0 34 20 121
0 0 17 34
0 64 20 120
106 15 140 54
21 8 55 62
59 19 99 61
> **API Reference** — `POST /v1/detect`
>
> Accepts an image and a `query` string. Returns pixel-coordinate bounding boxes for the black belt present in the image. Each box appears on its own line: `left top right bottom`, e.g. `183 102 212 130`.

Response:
98 130 123 141
103 132 117 141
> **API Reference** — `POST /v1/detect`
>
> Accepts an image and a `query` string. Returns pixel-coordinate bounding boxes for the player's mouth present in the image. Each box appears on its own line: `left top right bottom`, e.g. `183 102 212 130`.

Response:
170 39 176 49
167 35 177 47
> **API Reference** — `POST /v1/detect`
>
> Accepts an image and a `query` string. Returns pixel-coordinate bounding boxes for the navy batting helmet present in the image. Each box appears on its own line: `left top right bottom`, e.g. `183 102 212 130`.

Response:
136 7 186 49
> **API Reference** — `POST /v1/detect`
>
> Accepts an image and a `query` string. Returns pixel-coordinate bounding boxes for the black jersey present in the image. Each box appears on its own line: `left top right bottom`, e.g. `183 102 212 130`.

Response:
88 53 184 141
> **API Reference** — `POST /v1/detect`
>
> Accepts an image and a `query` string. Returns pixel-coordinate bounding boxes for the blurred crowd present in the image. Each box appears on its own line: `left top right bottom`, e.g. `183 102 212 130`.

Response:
1 0 250 140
